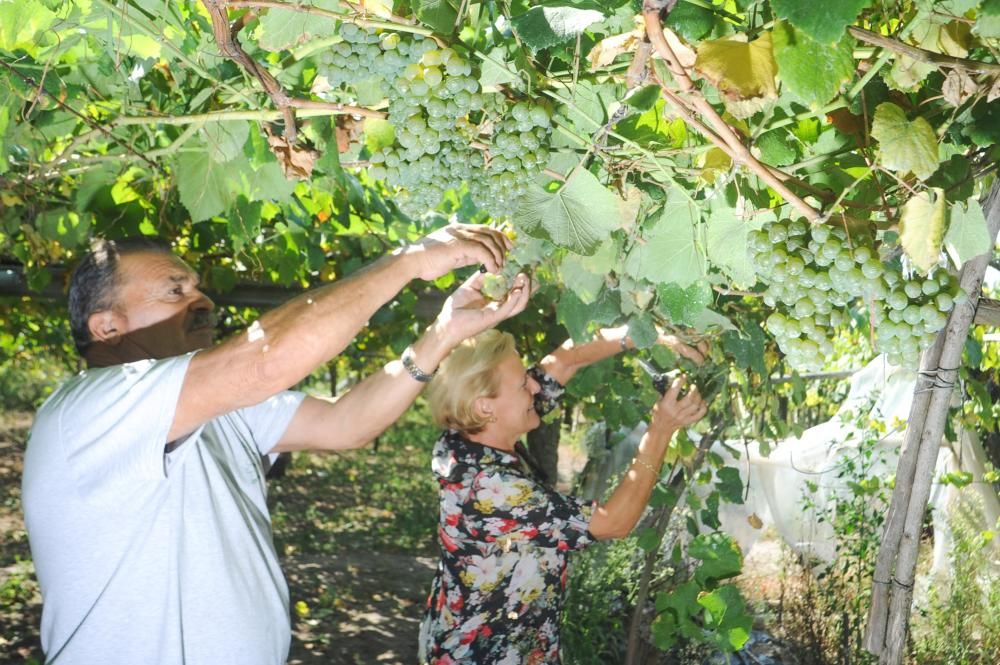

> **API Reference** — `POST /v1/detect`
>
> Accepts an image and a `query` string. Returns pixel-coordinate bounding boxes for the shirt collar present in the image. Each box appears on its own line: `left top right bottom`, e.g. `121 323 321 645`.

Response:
432 430 521 481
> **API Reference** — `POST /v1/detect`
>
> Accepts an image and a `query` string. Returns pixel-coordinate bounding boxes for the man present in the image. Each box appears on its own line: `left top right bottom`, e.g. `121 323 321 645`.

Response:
22 224 530 664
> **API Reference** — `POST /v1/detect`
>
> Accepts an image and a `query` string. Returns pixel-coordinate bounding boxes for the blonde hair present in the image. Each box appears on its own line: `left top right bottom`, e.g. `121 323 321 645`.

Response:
426 329 517 433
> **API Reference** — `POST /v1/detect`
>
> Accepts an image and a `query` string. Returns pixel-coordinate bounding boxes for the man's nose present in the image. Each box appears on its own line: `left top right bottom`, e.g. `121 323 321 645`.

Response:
529 377 541 394
191 289 215 311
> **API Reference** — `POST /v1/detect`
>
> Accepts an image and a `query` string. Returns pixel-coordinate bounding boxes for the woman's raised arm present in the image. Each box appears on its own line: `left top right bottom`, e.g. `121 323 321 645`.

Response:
587 377 707 540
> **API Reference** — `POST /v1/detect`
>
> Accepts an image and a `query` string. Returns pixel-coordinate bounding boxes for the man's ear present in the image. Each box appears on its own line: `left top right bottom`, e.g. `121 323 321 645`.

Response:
88 310 126 345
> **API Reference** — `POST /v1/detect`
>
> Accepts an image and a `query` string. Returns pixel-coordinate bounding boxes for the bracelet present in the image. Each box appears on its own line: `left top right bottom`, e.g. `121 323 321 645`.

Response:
620 336 630 352
631 456 660 478
401 346 437 382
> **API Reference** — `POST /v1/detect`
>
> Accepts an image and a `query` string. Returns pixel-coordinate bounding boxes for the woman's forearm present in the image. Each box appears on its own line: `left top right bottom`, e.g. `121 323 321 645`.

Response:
587 423 675 540
538 326 629 385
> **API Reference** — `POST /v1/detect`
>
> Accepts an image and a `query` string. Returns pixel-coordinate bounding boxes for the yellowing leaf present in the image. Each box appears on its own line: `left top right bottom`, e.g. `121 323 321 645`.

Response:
899 187 947 273
871 103 940 181
695 33 778 101
589 28 642 69
697 147 733 185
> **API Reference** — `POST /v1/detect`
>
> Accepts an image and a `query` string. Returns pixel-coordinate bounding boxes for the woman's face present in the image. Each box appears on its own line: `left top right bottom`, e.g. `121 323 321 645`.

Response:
481 350 542 440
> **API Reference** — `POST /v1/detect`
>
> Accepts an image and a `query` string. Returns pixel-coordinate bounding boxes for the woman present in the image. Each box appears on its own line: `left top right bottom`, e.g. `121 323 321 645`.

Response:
417 327 707 664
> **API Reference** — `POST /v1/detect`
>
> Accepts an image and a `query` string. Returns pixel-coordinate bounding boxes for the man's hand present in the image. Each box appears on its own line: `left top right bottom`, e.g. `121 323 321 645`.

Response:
649 376 707 436
402 223 512 281
432 271 531 346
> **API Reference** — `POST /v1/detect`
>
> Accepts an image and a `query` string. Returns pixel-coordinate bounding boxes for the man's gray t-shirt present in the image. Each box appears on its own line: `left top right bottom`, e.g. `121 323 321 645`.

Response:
22 354 305 664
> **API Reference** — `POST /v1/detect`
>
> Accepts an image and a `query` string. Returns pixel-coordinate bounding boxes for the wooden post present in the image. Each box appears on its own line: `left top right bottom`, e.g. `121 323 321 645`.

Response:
865 180 1000 663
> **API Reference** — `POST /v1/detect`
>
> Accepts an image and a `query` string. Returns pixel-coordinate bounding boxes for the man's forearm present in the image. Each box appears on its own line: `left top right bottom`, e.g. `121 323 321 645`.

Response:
171 252 419 441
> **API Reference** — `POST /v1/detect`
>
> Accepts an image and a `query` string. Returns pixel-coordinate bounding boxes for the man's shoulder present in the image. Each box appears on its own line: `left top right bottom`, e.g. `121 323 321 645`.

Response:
38 355 193 418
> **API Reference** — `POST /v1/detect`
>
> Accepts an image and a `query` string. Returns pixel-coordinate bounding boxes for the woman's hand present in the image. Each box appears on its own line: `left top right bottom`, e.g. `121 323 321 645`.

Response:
649 376 708 436
432 271 531 348
656 332 709 365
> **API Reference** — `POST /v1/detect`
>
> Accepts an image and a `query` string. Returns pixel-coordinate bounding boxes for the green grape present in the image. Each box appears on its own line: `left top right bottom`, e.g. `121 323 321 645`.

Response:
921 279 940 296
861 259 883 280
902 305 922 326
887 290 908 310
423 66 443 87
936 292 954 312
853 246 872 263
903 281 923 298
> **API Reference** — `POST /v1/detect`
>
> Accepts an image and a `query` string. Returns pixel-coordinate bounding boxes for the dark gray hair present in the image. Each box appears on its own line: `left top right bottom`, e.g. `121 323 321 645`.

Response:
68 237 172 356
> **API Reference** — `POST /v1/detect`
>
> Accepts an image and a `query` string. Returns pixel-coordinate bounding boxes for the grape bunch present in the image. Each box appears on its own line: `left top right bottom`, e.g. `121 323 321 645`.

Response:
316 24 552 218
750 219 965 369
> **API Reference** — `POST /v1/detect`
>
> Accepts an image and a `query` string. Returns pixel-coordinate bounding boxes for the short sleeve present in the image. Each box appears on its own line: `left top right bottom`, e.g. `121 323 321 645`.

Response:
466 469 594 552
528 366 565 417
54 354 193 497
234 391 306 455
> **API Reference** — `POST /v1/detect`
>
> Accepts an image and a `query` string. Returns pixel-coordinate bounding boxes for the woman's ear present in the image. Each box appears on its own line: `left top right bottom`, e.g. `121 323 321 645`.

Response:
88 309 126 346
474 396 494 422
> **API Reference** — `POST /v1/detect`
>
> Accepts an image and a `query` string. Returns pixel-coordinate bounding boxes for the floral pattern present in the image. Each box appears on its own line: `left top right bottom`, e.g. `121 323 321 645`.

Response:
419 368 594 664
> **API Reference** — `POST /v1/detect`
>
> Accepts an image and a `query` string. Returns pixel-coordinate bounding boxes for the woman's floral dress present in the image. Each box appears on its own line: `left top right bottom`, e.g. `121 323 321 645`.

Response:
418 368 595 664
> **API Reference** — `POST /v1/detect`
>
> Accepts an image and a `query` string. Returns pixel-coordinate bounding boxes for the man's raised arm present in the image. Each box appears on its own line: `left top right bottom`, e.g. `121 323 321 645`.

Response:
168 224 509 441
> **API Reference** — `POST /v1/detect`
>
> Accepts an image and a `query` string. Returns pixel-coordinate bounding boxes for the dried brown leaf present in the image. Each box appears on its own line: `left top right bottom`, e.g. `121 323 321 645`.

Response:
266 133 318 179
942 69 978 107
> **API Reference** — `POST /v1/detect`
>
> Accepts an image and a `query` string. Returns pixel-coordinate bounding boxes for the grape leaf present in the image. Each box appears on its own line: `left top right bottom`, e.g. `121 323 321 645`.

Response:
0 0 57 57
756 130 796 166
513 168 621 255
559 253 605 304
624 195 704 287
556 289 592 341
176 146 235 222
772 21 854 108
0 104 9 175
414 0 459 33
695 33 778 101
510 6 606 53
656 281 711 326
256 0 340 51
976 0 1000 38
690 533 743 585
705 206 757 287
899 187 947 272
627 313 659 349
202 121 250 163
636 527 662 552
871 103 940 181
715 466 743 504
944 197 992 269
363 118 395 154
665 2 715 41
479 47 518 88
771 0 871 44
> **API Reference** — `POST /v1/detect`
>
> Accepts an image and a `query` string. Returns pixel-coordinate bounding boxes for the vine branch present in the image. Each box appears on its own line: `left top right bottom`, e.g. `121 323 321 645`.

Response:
641 1 823 222
848 26 1000 75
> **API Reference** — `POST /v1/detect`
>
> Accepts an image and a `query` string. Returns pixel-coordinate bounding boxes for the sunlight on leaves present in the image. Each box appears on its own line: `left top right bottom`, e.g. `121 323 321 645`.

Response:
899 187 947 273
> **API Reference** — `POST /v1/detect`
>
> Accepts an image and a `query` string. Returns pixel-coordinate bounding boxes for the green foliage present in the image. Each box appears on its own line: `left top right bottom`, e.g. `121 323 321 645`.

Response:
651 533 752 653
912 511 1000 664
771 0 872 44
